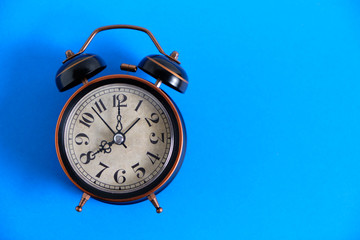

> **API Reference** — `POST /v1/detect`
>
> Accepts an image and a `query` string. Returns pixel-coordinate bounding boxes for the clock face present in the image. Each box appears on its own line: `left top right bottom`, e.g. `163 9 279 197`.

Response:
57 77 183 201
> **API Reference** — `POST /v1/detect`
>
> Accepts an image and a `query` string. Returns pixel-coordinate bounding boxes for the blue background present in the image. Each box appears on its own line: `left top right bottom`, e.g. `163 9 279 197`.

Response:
0 0 360 239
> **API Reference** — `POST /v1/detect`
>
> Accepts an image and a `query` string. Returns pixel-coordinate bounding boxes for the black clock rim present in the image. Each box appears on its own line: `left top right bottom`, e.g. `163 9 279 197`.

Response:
56 75 184 203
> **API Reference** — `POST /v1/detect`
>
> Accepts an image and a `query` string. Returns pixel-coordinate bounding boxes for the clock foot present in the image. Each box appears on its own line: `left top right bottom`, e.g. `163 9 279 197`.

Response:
148 193 163 213
75 192 91 212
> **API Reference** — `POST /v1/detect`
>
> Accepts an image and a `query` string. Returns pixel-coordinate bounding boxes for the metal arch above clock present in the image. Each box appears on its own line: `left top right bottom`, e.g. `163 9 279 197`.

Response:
55 25 188 213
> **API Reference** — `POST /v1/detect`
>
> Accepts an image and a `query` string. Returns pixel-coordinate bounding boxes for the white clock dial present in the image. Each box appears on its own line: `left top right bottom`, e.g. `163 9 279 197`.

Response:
63 83 174 193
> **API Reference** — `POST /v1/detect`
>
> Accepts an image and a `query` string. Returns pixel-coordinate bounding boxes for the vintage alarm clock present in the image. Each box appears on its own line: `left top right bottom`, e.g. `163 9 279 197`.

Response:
55 25 188 213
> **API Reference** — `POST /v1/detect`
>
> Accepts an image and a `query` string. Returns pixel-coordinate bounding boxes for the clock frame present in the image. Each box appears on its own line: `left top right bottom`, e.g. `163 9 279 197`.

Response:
56 75 186 211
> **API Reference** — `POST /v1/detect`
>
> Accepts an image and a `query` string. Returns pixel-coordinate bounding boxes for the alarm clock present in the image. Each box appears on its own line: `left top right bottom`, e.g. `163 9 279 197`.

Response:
55 25 188 213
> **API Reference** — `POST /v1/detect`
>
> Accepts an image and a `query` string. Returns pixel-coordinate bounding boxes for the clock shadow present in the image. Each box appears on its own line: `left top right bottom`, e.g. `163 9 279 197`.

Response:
0 38 140 190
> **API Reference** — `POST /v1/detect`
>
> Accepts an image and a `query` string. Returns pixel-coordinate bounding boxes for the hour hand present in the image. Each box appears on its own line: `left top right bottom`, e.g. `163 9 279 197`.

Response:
93 140 114 156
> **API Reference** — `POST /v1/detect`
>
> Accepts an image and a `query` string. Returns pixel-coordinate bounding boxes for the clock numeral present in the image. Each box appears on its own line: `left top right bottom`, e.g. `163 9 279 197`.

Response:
134 100 143 112
79 112 94 128
131 163 145 178
145 113 159 127
94 99 107 113
96 162 109 178
75 133 89 145
79 151 95 164
146 151 160 164
149 132 165 144
114 169 126 184
113 94 127 107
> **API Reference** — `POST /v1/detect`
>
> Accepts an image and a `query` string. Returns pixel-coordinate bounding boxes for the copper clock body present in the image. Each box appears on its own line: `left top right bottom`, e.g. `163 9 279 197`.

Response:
55 75 186 204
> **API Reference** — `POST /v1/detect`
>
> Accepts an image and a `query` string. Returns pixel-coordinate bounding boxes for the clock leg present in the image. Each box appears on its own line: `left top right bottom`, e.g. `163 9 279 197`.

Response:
148 193 163 213
75 192 91 212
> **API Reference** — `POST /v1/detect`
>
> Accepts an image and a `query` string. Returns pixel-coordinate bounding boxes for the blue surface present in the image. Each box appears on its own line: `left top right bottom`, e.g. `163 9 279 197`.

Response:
1 0 360 239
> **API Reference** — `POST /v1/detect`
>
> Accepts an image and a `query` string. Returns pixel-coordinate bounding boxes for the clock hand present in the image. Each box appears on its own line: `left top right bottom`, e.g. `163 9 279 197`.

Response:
116 103 123 132
91 106 128 149
93 140 115 156
91 107 116 135
123 118 141 135
111 118 140 149
113 133 127 148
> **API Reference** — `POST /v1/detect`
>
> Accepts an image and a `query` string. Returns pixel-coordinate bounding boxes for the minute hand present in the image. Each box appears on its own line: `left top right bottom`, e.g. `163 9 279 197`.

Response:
91 107 116 135
123 118 141 135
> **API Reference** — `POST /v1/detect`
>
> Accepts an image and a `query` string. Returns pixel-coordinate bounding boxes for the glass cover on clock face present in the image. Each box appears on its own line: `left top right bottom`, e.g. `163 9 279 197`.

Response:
62 83 174 194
